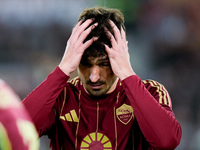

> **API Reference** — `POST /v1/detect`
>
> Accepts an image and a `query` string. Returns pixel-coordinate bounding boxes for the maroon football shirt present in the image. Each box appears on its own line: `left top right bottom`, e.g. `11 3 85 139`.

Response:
22 67 182 150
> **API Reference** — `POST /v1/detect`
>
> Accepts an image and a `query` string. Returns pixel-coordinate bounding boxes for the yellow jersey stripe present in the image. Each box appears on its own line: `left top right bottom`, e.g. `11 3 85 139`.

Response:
143 80 171 107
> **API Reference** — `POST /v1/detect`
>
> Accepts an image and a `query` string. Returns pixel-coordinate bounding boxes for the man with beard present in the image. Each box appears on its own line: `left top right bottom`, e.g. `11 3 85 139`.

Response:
22 7 182 150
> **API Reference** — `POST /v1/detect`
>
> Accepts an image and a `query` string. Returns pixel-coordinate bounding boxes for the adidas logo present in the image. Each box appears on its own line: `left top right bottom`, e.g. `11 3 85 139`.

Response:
60 109 79 122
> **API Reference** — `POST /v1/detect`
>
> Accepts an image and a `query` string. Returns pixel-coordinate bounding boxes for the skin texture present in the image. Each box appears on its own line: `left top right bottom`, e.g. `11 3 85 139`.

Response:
78 55 118 97
59 19 135 96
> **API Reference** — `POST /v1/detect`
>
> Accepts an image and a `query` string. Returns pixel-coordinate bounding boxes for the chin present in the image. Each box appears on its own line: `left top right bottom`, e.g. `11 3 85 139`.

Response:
87 88 109 97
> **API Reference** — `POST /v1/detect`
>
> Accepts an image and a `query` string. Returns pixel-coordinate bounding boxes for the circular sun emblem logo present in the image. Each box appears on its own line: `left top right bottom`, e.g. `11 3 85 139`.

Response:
80 132 112 150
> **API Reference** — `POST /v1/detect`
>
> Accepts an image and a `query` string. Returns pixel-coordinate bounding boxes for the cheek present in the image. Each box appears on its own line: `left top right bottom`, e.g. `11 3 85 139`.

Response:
78 67 90 80
100 67 115 79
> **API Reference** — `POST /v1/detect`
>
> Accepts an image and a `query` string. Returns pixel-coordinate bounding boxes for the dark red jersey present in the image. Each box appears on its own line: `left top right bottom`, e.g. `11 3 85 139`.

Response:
0 79 39 150
22 67 182 150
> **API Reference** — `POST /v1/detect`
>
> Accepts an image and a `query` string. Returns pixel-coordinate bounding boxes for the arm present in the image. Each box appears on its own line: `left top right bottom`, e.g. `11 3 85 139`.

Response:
122 76 182 149
22 19 98 135
104 20 182 149
22 67 69 135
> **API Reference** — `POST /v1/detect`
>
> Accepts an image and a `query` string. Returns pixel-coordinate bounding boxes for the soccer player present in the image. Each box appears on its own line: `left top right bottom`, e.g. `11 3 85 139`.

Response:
0 79 39 150
22 7 182 150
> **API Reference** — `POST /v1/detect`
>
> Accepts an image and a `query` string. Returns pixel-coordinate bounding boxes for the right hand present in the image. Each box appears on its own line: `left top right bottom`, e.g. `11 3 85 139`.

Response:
59 18 98 76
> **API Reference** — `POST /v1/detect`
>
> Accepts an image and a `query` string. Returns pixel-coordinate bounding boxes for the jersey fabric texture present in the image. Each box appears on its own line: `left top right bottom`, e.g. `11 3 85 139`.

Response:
0 79 39 150
22 67 182 150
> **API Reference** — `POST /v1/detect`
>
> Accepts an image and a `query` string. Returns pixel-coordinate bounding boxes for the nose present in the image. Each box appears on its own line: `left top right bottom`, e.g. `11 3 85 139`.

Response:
90 65 100 83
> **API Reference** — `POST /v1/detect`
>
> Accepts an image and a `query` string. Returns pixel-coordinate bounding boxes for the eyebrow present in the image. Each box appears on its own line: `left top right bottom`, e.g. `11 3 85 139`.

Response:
96 56 109 63
86 55 109 64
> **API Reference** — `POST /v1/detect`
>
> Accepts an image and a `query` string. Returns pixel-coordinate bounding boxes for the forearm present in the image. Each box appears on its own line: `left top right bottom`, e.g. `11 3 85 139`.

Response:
22 67 69 130
122 75 182 149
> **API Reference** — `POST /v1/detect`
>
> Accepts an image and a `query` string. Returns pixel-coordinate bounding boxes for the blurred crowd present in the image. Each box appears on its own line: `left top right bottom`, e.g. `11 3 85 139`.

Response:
135 1 200 149
0 0 199 149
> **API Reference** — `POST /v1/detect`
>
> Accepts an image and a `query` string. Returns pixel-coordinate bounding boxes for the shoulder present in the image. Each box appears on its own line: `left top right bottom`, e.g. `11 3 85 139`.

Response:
142 79 172 108
68 77 82 87
67 76 82 92
63 76 82 94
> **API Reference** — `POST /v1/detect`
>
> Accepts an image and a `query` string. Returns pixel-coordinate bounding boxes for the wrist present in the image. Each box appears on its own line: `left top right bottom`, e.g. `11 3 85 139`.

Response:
119 69 136 81
58 64 71 76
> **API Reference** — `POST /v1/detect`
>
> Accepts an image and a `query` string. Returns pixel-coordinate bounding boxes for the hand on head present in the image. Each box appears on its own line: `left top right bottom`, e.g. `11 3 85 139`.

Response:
59 7 135 80
59 18 98 76
104 20 135 80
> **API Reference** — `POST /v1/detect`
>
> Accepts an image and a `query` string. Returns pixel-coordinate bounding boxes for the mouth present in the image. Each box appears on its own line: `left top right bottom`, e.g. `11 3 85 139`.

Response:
87 80 105 90
89 83 104 90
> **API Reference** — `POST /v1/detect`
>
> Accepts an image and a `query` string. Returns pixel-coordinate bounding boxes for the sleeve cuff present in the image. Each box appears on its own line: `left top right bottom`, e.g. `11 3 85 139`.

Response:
55 66 70 79
121 75 141 87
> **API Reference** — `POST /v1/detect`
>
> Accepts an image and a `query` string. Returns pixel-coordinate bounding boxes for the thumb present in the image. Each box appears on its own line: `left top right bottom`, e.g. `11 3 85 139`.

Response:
104 44 112 56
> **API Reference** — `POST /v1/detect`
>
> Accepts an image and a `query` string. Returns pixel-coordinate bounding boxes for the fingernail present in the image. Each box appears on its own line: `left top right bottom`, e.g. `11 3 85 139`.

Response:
93 22 98 27
94 37 99 40
91 23 98 29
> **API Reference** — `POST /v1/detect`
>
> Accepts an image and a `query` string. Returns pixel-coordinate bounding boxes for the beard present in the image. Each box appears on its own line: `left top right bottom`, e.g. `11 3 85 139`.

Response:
86 86 110 97
84 76 117 97
85 80 108 97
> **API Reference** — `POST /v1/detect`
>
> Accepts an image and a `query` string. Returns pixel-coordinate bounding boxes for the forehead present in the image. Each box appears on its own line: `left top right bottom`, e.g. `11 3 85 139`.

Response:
87 55 109 63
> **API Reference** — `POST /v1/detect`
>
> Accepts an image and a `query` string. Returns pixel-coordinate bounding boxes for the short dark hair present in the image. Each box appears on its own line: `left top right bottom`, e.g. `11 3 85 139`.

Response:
78 7 125 64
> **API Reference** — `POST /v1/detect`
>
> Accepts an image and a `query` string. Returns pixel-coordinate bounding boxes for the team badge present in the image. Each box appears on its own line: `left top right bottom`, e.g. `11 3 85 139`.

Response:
116 104 134 125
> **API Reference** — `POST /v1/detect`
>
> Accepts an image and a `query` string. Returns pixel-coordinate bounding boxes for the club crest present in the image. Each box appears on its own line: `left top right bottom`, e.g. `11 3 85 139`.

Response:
116 104 134 125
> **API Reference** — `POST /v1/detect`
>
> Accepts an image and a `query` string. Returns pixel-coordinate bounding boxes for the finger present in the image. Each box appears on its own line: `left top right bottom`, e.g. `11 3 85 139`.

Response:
73 18 95 40
120 26 128 50
104 44 112 57
82 36 99 51
109 20 121 42
78 22 98 43
71 20 83 37
121 26 127 42
104 27 117 47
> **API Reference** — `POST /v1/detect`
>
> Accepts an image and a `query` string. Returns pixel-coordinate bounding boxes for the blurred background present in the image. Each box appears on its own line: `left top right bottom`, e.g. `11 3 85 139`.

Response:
0 0 199 149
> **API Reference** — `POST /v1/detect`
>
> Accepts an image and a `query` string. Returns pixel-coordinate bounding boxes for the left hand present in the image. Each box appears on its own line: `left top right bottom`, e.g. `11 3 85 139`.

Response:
104 20 136 80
